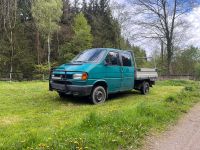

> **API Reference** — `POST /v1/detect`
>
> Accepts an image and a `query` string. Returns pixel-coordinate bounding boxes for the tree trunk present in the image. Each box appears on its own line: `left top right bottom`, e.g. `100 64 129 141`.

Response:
36 31 40 64
161 40 164 64
9 30 14 82
47 34 51 70
166 40 173 75
118 30 121 49
167 56 171 75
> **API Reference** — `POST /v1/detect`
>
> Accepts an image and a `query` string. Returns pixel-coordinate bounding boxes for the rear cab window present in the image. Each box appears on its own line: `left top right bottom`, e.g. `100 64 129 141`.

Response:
121 52 133 67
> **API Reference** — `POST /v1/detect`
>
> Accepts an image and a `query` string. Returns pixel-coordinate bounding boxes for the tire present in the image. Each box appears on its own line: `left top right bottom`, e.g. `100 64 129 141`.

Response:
140 82 150 95
91 86 107 104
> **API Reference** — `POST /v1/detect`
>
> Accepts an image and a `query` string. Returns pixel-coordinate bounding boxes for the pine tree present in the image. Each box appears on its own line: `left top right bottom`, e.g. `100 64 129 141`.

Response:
83 0 121 48
60 12 93 62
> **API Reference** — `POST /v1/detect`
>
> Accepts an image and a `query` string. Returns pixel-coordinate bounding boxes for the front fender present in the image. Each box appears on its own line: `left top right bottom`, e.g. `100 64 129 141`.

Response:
92 79 108 86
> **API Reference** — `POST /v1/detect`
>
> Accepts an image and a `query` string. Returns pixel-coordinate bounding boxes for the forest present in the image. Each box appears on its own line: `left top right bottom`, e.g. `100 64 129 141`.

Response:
0 0 200 80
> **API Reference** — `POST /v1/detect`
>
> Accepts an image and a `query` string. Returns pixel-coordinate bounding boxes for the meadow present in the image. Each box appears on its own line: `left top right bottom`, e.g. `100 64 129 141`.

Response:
0 80 199 150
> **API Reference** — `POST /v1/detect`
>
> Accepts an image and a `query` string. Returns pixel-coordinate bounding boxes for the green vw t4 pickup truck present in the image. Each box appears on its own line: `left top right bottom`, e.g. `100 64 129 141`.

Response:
49 48 158 104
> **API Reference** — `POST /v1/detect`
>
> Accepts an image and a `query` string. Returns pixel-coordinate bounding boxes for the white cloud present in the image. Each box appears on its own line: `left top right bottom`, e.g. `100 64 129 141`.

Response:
184 6 200 48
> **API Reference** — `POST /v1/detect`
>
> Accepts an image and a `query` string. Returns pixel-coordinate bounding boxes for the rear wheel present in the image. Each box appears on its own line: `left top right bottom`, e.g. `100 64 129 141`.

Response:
91 86 107 104
140 82 150 95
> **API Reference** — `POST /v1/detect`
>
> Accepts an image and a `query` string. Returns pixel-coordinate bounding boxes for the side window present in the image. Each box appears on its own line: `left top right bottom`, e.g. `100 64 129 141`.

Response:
105 52 119 66
121 52 132 67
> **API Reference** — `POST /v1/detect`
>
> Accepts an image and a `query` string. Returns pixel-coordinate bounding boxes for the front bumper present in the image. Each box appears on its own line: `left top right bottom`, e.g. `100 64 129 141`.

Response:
49 82 92 96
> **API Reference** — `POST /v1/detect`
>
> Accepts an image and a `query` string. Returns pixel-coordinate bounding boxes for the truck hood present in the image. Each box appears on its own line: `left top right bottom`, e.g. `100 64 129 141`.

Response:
54 63 96 72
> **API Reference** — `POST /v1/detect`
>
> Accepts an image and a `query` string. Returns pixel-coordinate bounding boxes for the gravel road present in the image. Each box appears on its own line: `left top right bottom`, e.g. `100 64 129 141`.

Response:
145 103 200 150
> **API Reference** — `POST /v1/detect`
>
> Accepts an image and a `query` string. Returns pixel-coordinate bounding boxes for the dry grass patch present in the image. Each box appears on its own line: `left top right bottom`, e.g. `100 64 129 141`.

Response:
0 116 21 126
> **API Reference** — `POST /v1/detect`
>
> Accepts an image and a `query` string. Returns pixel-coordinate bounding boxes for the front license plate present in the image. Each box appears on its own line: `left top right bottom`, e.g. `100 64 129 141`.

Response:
51 83 66 90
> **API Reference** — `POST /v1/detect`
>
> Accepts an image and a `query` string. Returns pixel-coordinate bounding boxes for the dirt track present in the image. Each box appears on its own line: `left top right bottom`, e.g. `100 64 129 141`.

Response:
145 103 200 150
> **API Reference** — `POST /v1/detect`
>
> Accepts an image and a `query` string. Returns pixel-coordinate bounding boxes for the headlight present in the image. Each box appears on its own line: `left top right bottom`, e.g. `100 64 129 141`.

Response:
73 73 82 80
73 73 88 80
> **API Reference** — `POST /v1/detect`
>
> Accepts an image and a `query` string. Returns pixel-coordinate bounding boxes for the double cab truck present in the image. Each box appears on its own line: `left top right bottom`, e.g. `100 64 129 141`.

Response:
49 48 158 104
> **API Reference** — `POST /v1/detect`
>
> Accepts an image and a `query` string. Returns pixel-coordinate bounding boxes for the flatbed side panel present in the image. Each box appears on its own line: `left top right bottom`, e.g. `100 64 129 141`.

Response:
135 69 158 80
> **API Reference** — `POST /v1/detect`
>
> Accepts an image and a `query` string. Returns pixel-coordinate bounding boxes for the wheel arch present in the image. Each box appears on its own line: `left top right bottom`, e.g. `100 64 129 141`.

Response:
92 80 108 97
134 79 152 90
93 80 108 89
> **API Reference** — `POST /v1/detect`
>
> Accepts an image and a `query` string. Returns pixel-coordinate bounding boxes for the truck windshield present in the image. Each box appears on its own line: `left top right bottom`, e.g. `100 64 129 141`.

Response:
72 49 106 63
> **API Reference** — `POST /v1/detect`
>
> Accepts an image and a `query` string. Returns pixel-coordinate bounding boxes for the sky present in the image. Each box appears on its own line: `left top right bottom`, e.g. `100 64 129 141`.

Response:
184 6 200 48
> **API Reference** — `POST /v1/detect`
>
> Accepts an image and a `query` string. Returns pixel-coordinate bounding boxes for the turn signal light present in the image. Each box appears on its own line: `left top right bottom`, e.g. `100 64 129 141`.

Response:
82 73 88 80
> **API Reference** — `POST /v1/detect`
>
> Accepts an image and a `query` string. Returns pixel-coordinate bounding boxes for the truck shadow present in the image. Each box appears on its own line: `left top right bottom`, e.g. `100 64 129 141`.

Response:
107 90 141 101
58 96 91 105
57 90 141 105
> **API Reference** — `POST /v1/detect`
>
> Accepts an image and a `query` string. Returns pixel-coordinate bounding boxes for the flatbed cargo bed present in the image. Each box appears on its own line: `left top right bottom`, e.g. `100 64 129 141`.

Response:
135 68 158 81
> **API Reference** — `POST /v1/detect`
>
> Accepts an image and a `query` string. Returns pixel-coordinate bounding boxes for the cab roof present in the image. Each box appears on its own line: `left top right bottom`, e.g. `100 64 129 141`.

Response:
90 48 123 52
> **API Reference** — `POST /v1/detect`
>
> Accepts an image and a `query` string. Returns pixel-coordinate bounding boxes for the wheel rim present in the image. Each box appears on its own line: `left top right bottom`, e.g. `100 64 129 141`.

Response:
95 89 105 102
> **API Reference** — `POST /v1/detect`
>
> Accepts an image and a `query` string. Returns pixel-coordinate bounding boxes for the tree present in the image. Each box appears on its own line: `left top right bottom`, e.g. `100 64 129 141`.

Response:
32 0 63 70
112 2 131 48
172 46 200 75
18 0 43 65
128 0 196 75
0 0 18 81
72 0 80 14
60 12 93 62
62 0 73 24
194 63 200 80
83 0 121 48
0 0 149 81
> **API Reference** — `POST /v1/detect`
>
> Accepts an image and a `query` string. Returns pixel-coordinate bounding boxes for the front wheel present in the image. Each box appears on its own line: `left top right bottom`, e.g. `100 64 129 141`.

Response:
91 86 107 104
140 82 150 95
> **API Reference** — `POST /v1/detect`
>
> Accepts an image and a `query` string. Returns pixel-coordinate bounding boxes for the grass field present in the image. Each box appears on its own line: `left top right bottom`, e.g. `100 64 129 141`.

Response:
0 80 200 150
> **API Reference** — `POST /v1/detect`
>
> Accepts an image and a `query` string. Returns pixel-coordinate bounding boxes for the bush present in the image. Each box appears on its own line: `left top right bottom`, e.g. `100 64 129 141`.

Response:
185 86 194 91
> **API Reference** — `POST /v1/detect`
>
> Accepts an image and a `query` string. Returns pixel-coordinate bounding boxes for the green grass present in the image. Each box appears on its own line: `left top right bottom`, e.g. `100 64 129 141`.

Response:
0 80 199 150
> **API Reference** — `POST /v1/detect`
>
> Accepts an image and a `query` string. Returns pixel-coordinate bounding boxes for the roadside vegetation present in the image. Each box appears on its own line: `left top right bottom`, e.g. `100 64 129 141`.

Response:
0 80 200 150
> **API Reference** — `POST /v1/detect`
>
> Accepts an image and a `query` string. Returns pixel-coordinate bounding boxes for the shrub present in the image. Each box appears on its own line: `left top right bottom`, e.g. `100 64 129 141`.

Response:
185 86 194 91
